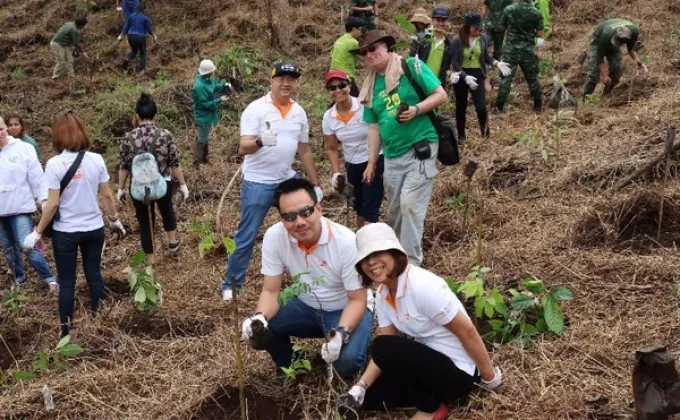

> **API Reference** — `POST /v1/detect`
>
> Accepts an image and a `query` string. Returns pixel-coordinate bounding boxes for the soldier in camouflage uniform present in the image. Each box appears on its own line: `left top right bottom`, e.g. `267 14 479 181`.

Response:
494 0 545 113
349 0 377 31
482 0 512 60
584 19 645 97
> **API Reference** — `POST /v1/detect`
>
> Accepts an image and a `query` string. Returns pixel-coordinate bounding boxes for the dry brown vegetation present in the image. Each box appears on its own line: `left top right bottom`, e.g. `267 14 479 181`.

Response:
2 0 680 418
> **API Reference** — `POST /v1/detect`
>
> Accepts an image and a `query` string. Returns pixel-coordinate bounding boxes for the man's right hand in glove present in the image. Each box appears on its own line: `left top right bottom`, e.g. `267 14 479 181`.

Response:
331 173 342 190
117 189 127 202
241 313 268 341
465 75 479 90
450 71 461 85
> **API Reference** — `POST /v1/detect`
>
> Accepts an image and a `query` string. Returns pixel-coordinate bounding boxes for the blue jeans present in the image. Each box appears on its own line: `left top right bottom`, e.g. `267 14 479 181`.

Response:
222 179 279 290
52 228 106 337
0 214 55 284
267 297 374 378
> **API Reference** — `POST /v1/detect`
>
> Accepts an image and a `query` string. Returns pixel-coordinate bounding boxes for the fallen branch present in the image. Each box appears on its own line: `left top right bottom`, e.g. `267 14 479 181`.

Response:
215 165 242 234
614 127 678 191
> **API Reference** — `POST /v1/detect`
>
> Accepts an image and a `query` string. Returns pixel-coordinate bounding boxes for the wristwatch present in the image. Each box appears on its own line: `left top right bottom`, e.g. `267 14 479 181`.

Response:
255 138 263 149
335 326 351 344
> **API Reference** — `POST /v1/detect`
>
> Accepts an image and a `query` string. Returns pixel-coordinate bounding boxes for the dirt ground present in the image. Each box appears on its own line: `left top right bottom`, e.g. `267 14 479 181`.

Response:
2 0 680 418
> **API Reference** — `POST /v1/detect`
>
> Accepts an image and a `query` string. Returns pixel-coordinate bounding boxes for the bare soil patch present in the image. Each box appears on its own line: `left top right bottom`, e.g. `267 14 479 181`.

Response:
190 385 301 420
118 313 216 339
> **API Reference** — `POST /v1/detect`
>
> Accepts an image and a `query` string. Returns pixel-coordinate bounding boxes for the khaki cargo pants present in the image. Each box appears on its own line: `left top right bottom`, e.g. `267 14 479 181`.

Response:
50 41 75 79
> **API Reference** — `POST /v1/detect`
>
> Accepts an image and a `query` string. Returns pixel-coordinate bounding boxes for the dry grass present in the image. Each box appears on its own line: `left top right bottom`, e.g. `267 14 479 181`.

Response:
2 0 680 418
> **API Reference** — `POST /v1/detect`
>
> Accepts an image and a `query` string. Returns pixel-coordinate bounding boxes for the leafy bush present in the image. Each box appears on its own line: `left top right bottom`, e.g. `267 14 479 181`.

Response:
124 250 162 313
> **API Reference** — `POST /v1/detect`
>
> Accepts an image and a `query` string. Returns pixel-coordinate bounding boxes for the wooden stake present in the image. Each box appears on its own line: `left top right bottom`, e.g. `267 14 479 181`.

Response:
475 200 484 266
657 127 676 240
231 277 247 420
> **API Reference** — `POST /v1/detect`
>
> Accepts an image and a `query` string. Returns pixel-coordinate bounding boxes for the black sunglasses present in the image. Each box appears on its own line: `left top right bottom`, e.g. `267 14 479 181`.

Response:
358 45 378 56
281 205 315 222
327 81 349 91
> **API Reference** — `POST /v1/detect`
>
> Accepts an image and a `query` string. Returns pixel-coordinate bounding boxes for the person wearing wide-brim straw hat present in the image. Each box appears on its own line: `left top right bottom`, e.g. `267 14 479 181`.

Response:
336 223 502 420
408 7 432 59
354 29 447 267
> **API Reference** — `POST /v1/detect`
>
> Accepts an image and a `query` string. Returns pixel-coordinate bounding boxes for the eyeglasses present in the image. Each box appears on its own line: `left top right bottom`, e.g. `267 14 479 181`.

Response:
280 205 315 222
327 81 349 91
358 45 378 56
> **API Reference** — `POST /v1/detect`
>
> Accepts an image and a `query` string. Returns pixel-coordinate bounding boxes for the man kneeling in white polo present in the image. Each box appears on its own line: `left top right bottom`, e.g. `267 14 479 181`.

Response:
241 178 373 379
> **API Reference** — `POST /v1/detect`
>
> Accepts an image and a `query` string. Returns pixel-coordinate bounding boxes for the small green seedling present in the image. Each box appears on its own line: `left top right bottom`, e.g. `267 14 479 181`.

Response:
279 272 323 306
12 335 83 381
11 67 26 81
191 219 236 258
1 290 28 310
124 250 163 313
280 343 314 383
448 266 507 319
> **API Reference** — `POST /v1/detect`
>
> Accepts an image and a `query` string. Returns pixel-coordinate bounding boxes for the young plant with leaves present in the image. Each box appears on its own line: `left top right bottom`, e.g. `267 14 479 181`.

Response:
280 343 314 383
448 266 507 319
191 218 236 259
124 250 163 313
1 290 28 310
12 335 83 381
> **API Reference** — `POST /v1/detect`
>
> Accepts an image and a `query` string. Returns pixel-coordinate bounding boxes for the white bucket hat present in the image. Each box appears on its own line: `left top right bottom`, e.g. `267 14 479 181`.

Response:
198 59 217 76
355 223 407 268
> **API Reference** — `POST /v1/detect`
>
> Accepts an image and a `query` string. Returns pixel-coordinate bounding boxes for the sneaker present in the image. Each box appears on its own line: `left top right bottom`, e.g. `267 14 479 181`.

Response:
221 289 233 301
48 281 60 294
168 241 180 253
14 276 26 286
432 403 450 420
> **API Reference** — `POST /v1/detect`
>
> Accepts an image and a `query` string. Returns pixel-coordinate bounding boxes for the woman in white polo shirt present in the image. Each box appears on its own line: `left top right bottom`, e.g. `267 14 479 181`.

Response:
323 70 384 227
338 223 502 420
24 112 125 338
0 116 57 290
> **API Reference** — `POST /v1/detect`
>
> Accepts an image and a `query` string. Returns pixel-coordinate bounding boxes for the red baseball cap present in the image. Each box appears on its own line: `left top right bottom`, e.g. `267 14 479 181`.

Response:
324 70 350 86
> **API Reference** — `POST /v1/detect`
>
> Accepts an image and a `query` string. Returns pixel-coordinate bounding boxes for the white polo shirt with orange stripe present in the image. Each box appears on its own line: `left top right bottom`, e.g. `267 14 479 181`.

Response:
240 92 309 184
322 97 370 165
261 216 373 311
375 265 477 375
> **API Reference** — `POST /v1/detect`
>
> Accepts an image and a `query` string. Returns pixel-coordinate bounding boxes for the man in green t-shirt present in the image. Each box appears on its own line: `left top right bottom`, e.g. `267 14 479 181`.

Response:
355 31 448 266
50 16 89 79
584 19 645 97
330 17 364 96
349 0 377 31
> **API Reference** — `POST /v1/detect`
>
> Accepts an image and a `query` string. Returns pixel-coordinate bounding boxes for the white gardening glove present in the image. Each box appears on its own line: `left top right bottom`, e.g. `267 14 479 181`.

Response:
260 121 277 147
639 62 648 73
314 186 323 203
179 184 189 201
465 75 479 90
117 188 127 202
536 37 545 48
241 314 268 341
331 173 342 190
348 384 366 406
481 366 503 390
110 219 126 236
117 34 123 41
24 230 42 250
496 61 512 77
321 331 344 363
449 71 461 85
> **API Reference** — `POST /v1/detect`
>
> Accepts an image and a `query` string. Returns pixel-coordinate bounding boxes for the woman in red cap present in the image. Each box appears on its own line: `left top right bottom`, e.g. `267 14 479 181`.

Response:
323 70 384 227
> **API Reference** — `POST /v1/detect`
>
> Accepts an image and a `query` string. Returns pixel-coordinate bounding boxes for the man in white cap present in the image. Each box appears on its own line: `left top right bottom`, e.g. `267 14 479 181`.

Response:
191 59 231 167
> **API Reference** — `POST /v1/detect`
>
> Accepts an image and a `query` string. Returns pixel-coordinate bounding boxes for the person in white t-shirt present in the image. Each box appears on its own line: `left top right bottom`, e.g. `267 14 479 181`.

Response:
24 112 126 338
0 116 57 290
323 70 384 228
337 223 502 420
221 62 322 301
240 178 373 380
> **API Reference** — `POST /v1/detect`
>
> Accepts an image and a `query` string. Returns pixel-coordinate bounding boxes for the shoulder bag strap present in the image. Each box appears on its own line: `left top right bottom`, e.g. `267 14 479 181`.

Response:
401 60 441 131
60 151 85 193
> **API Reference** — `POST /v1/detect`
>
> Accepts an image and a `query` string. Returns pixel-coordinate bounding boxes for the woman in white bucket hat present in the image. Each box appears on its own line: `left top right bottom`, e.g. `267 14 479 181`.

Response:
337 222 502 420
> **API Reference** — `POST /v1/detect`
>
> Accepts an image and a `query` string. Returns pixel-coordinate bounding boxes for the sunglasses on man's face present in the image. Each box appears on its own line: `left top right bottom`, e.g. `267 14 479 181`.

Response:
358 45 378 56
280 205 315 222
327 81 349 91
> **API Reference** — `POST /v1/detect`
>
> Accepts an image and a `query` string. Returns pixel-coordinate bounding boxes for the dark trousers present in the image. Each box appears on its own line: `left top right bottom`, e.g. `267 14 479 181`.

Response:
126 34 147 71
131 181 177 254
363 335 477 413
453 68 489 139
346 156 385 222
488 29 505 60
52 228 106 337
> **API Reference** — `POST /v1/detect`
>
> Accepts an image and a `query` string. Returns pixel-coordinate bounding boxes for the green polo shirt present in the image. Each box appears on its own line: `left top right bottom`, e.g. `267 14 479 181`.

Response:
425 38 446 77
363 57 440 159
462 39 482 68
21 135 41 161
330 33 360 79
52 22 82 49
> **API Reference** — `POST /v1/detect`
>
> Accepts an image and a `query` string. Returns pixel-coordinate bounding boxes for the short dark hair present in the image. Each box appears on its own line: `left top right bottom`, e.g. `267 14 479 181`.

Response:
346 17 364 32
356 249 408 288
274 178 317 210
75 16 88 28
136 93 157 120
6 113 25 137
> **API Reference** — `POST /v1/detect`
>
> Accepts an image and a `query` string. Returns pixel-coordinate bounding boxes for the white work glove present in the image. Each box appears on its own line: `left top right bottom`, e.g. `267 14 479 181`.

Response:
179 184 189 201
117 188 127 202
241 314 268 341
110 219 126 236
220 95 228 102
449 71 461 85
481 366 503 390
347 384 366 406
638 62 648 73
536 37 545 48
260 121 277 147
117 34 123 41
24 230 42 250
314 186 323 203
321 331 344 363
331 173 342 190
465 75 479 91
496 61 512 77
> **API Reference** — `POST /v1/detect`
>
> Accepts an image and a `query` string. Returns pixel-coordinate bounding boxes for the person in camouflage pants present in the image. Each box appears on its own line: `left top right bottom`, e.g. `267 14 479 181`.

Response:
584 19 645 97
494 0 545 113
349 0 377 31
482 0 512 60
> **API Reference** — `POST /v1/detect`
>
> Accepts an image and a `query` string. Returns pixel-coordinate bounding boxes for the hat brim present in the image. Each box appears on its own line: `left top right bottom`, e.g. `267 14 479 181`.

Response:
410 16 432 25
350 35 396 54
198 69 215 76
272 71 301 78
354 238 407 268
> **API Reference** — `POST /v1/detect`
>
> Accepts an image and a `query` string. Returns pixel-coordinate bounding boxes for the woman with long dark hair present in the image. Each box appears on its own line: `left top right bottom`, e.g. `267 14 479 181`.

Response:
450 11 510 140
